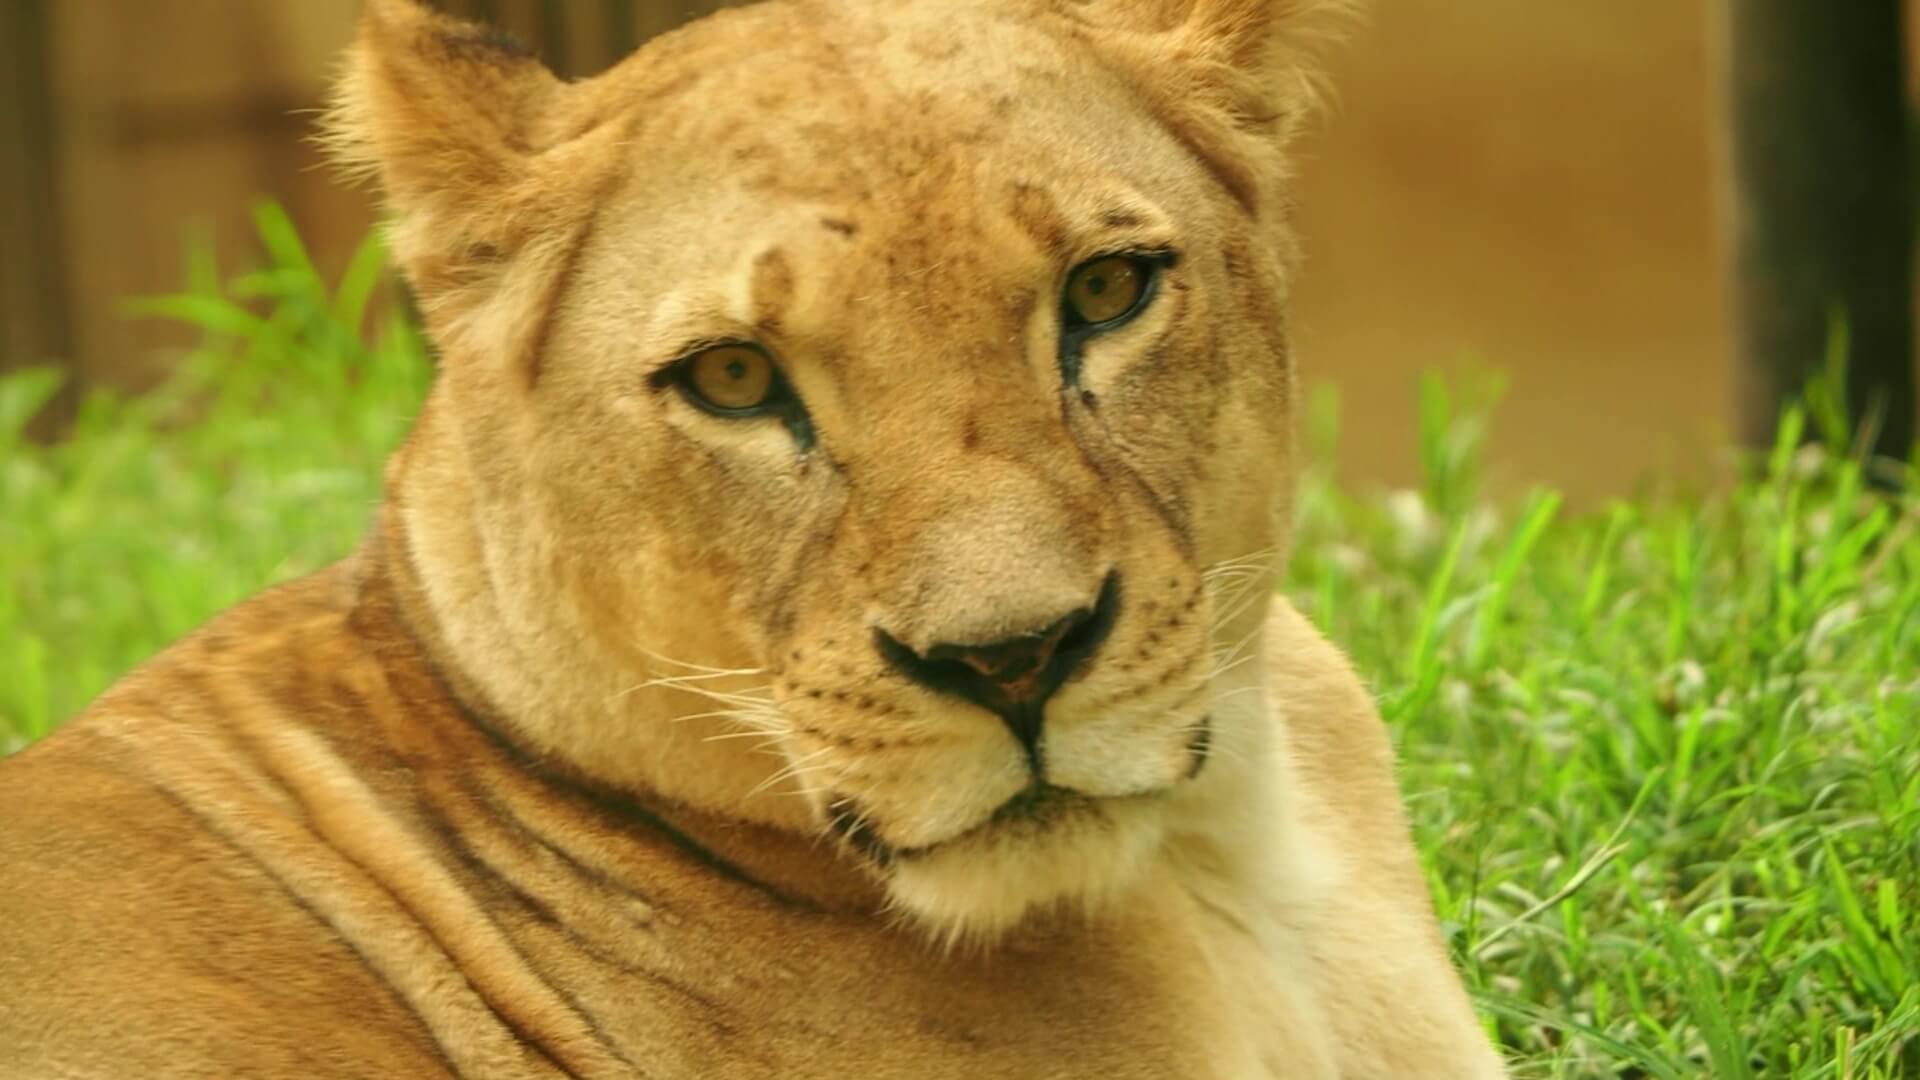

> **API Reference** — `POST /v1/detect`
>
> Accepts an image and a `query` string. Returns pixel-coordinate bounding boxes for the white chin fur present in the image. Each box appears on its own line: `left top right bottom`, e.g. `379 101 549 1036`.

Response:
882 795 1169 950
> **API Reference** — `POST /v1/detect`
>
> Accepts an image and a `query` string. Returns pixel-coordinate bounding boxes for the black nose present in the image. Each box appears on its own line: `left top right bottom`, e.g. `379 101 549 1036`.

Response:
874 574 1120 763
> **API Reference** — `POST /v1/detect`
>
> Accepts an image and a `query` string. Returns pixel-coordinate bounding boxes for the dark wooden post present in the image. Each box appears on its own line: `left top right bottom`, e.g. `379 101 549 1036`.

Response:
1718 0 1915 462
0 0 75 385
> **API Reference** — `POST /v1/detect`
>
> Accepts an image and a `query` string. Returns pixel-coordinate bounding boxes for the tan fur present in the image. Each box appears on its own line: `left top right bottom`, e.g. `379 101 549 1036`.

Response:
0 0 1506 1075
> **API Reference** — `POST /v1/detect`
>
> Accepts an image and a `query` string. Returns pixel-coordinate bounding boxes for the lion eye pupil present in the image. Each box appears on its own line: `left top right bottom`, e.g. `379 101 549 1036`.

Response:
1087 276 1108 296
725 360 747 381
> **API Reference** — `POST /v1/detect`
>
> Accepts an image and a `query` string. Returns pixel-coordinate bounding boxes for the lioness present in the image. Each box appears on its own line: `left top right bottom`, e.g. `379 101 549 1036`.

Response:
0 0 1507 1076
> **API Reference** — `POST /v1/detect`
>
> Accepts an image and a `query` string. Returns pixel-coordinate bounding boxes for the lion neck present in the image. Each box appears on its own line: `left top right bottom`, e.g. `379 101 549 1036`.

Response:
371 393 883 909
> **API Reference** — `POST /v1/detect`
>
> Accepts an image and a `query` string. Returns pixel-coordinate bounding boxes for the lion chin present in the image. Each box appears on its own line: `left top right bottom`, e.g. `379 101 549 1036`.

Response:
871 788 1172 950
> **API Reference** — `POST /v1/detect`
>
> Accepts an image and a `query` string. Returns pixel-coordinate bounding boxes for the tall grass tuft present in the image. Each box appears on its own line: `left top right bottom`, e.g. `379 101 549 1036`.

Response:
0 202 427 745
1290 373 1919 1077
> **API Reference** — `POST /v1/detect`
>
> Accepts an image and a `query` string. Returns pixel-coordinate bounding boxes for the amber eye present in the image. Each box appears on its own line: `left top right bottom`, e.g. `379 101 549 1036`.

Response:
682 345 777 413
1063 255 1151 328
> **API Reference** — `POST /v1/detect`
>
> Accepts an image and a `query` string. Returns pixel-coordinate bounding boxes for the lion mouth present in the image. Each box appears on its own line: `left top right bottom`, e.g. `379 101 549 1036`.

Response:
1185 711 1214 778
824 795 899 865
825 776 1175 868
823 711 1213 866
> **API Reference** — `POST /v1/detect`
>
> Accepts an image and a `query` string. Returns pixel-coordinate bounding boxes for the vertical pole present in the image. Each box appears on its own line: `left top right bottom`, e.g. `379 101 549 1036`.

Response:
606 0 639 62
0 0 75 386
1718 0 1915 461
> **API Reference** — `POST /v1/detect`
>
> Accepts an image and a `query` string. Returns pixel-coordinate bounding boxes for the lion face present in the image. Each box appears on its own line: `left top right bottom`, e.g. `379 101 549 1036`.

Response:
332 0 1332 943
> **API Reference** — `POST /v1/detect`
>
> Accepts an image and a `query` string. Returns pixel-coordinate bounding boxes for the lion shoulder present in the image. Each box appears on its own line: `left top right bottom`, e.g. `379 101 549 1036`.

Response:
1263 599 1395 786
0 568 456 1076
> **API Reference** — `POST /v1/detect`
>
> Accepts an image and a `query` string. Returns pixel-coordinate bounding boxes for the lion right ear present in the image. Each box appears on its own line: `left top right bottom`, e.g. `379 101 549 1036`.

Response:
321 0 569 289
1065 0 1355 212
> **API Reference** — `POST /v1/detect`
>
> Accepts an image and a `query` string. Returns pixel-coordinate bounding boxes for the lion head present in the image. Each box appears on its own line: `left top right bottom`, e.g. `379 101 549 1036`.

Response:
327 0 1345 945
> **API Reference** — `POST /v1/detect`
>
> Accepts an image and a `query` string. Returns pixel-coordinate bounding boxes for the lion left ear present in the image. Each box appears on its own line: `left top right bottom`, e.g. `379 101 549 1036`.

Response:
324 0 561 225
1066 0 1354 208
322 0 630 372
321 0 599 314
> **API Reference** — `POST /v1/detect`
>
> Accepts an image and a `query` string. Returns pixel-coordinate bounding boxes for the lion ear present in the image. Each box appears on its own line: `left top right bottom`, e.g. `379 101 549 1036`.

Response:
321 0 566 282
1086 0 1351 127
1072 0 1354 206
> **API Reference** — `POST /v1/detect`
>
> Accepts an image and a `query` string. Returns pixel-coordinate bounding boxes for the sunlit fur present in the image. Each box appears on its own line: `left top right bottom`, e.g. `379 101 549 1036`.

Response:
0 1 1511 1076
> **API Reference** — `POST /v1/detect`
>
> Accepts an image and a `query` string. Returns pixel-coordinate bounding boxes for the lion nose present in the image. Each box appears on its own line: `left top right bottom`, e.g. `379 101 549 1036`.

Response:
874 574 1120 762
927 626 1077 696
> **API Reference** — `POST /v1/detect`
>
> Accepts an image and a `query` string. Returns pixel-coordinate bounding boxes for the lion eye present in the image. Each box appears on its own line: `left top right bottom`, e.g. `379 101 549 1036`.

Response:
1063 255 1151 328
682 345 778 413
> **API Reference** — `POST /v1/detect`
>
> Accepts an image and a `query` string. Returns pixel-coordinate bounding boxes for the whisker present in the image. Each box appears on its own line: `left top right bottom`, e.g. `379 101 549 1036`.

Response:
1208 650 1262 681
1202 564 1267 582
1201 548 1278 578
1213 568 1274 626
618 672 771 695
635 667 765 686
633 646 766 678
670 703 781 724
746 746 838 800
1209 567 1274 616
769 778 831 801
698 727 792 745
617 681 776 708
1209 619 1266 673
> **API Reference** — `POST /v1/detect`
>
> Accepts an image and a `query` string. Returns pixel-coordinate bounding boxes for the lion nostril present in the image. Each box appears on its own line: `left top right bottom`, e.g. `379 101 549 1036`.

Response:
927 611 1084 697
873 573 1121 760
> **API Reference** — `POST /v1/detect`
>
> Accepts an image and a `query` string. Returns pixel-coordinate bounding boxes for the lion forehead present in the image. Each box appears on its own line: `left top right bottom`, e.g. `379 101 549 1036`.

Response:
583 2 1164 205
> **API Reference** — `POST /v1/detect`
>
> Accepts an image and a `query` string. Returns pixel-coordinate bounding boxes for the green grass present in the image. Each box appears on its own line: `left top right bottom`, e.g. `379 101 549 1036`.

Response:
1294 376 1919 1077
0 204 427 747
4 207 1917 1076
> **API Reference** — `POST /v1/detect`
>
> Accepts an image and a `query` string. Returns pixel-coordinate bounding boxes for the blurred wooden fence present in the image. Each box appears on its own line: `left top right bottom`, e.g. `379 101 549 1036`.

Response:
5 0 1912 488
0 0 728 404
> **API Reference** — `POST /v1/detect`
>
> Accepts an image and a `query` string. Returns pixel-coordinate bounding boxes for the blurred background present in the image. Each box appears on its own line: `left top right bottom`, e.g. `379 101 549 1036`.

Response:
1 0 1914 497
